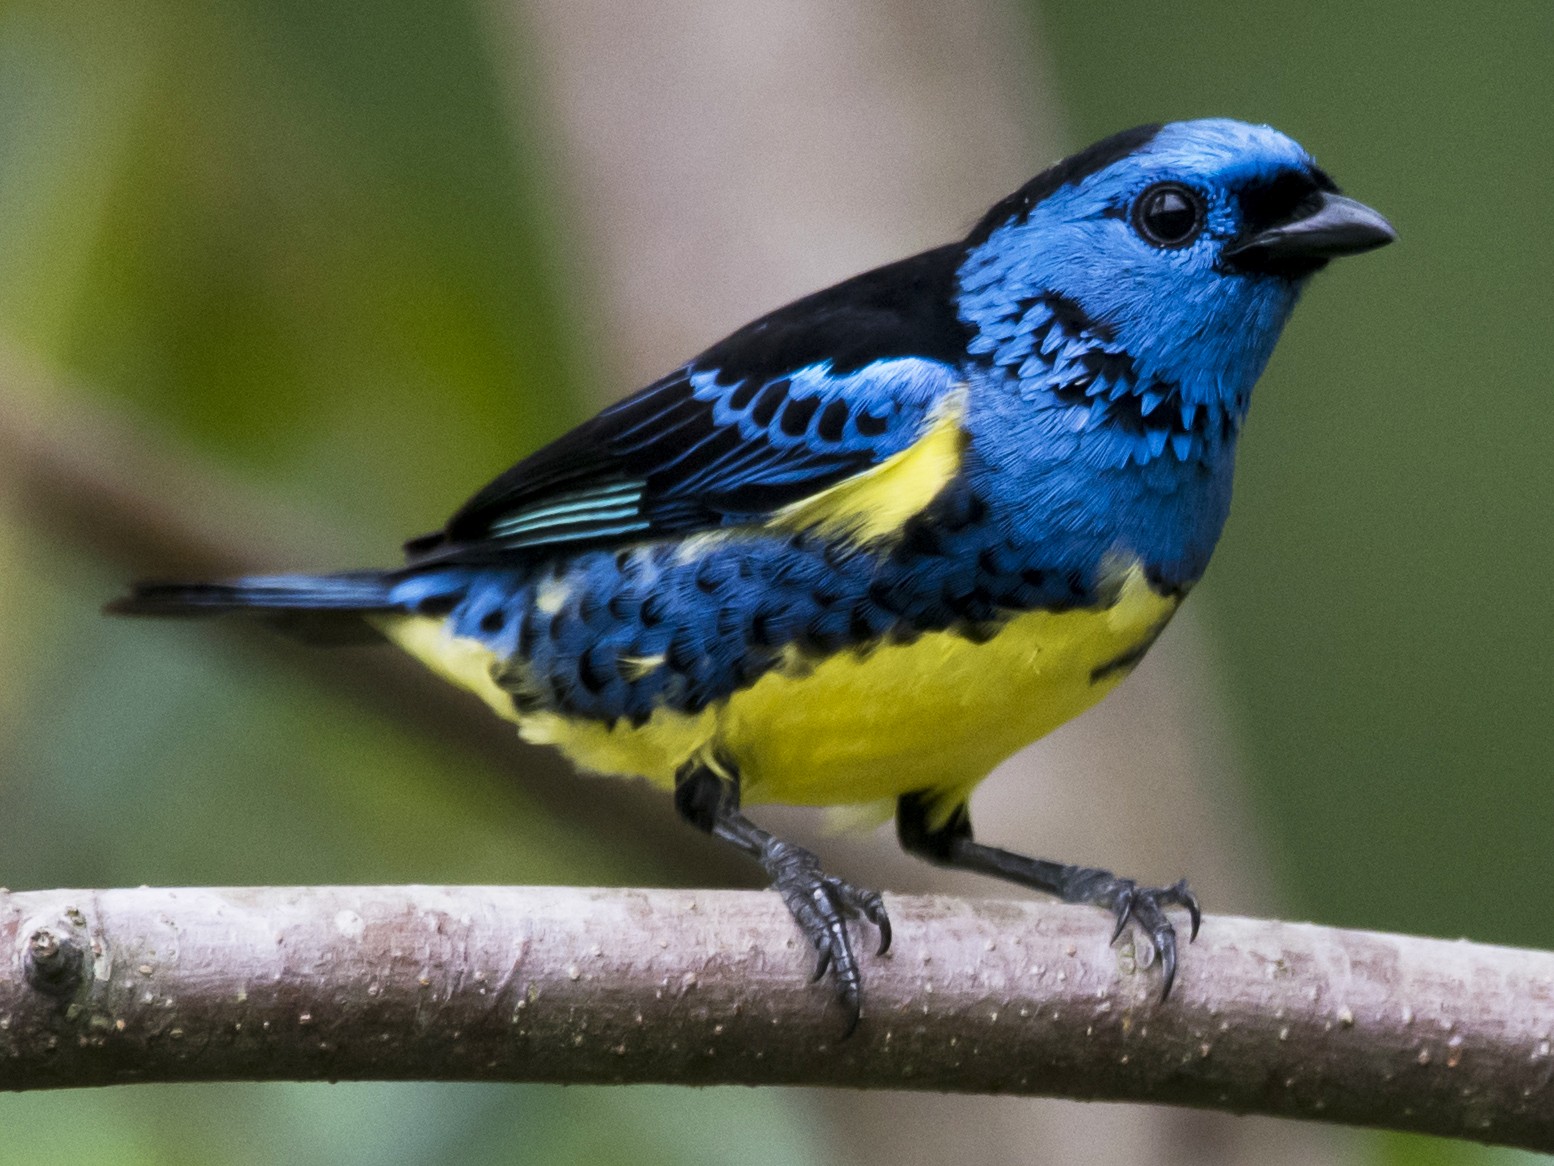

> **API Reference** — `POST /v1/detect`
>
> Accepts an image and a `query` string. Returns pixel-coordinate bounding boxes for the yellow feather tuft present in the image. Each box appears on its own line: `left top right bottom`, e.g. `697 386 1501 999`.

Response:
617 654 666 681
768 390 967 544
370 614 522 725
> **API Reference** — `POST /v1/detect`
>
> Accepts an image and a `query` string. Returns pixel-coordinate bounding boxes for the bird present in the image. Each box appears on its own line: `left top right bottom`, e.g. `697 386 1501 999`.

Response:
109 118 1395 1033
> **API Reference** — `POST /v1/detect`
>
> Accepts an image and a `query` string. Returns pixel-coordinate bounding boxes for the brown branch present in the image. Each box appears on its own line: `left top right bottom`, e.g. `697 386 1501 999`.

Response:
2 885 1550 1150
0 343 749 886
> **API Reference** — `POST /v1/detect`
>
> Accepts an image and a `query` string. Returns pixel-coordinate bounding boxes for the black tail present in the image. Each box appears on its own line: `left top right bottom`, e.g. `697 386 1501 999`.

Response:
105 571 402 645
105 571 398 617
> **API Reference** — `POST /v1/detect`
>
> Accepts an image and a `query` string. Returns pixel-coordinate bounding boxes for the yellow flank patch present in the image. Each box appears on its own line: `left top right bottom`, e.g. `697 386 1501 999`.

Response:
768 390 967 544
718 563 1178 813
370 614 521 725
516 705 716 784
370 613 718 784
375 561 1178 821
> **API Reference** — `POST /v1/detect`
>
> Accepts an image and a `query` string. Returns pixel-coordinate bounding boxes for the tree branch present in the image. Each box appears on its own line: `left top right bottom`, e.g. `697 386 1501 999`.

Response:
2 886 1550 1149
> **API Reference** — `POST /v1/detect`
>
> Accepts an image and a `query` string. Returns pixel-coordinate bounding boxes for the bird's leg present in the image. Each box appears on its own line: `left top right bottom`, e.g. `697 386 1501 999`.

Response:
674 761 891 1035
896 791 1200 1000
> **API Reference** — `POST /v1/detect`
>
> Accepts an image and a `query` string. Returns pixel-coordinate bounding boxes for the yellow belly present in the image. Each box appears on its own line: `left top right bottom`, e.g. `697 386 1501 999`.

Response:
720 563 1176 808
375 564 1178 814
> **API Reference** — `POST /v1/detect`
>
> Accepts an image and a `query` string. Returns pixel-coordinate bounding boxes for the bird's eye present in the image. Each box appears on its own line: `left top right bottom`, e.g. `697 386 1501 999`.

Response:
1131 183 1205 249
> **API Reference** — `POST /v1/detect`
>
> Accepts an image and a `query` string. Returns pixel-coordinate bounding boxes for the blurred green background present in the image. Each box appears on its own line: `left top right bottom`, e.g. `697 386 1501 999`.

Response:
0 1 1548 1163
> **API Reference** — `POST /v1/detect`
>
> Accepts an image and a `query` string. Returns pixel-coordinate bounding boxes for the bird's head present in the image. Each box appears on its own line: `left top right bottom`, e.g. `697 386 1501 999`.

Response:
958 118 1395 418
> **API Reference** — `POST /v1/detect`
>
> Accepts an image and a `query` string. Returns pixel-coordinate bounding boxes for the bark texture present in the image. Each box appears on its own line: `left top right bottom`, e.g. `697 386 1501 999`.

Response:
2 885 1550 1150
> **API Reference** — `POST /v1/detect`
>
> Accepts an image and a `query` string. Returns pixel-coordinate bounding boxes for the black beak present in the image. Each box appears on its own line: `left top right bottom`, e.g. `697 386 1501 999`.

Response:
1223 191 1396 275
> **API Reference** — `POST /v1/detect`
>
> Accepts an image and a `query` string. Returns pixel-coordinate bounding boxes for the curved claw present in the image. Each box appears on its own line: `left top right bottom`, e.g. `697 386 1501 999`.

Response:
837 992 862 1041
1176 880 1203 942
1109 887 1136 945
1156 928 1179 1002
811 943 831 982
1154 877 1203 943
1083 874 1203 1002
857 890 893 955
871 906 893 956
761 841 887 1039
1130 882 1194 1001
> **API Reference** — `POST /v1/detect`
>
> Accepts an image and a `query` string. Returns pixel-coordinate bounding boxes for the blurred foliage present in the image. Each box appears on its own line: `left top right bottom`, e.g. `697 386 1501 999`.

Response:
0 0 584 542
0 0 1549 1162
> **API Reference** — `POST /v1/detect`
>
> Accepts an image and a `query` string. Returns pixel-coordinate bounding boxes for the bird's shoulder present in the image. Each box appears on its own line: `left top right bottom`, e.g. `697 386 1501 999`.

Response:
405 244 976 566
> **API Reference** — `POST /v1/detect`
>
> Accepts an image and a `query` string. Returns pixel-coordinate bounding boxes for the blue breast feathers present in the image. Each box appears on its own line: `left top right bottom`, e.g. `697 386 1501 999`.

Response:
387 491 1107 730
942 120 1331 589
964 290 1237 468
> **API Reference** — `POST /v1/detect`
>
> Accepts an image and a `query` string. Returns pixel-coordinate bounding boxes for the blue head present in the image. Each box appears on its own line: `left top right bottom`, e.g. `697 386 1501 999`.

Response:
955 119 1393 584
959 118 1394 425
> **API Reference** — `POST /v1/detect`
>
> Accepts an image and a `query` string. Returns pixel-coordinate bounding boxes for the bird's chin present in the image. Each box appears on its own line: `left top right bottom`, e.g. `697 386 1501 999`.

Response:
1218 254 1330 280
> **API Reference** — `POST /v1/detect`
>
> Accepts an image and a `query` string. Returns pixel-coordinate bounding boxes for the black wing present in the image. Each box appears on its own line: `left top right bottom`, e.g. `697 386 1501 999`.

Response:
404 244 971 565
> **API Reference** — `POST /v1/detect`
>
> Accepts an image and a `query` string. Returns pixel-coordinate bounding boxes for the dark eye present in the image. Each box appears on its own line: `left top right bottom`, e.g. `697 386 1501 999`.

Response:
1131 183 1205 249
